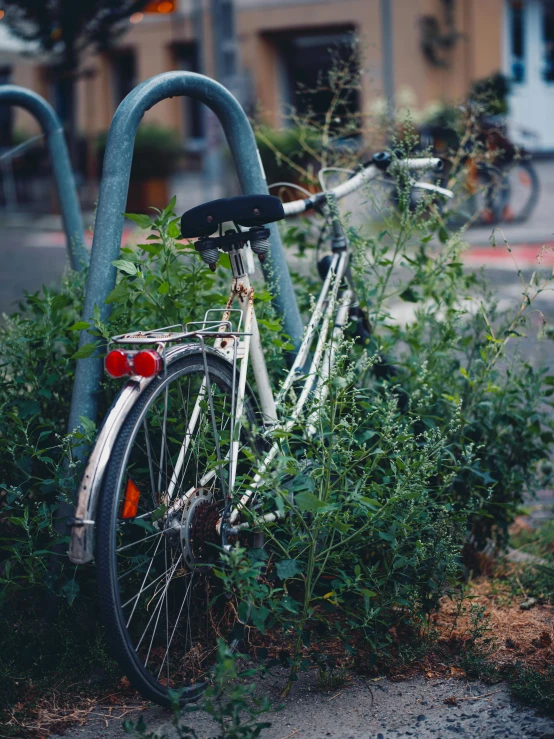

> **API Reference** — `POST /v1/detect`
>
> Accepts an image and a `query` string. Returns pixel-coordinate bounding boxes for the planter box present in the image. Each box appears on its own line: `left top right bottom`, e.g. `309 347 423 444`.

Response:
126 178 169 213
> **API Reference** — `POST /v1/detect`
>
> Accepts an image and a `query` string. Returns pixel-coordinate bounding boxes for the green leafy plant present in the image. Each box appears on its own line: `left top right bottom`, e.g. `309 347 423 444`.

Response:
123 641 273 739
212 337 468 692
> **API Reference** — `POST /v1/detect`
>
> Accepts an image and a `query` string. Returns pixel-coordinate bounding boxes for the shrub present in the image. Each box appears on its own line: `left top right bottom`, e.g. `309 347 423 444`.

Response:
0 276 85 600
348 206 554 547
255 126 321 190
0 200 289 605
96 124 184 180
216 342 469 687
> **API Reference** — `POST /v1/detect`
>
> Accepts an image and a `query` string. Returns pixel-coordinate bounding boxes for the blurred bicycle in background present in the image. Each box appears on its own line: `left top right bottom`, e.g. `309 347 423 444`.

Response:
416 112 540 228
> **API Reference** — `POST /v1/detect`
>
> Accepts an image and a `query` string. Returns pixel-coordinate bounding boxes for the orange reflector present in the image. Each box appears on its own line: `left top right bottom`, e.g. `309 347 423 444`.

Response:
122 479 141 519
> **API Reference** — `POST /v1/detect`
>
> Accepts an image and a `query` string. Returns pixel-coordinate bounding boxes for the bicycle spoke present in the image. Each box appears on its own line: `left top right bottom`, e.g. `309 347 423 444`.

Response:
117 529 163 554
157 571 196 680
122 551 176 612
136 554 184 653
143 419 158 505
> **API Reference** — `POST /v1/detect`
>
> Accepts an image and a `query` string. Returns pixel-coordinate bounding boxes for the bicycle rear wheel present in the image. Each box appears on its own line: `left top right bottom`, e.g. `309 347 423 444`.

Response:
96 349 260 706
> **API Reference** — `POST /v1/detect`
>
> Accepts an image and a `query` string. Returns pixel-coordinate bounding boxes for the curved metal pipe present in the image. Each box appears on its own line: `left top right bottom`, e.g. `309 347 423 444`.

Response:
0 85 87 271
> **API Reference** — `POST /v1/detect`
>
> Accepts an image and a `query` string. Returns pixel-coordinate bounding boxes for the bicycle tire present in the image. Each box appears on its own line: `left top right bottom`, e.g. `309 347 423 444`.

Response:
501 160 539 224
444 163 506 229
96 350 260 706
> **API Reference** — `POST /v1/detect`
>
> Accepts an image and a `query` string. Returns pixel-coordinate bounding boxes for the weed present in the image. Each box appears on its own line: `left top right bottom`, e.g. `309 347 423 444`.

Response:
123 641 273 739
508 664 554 717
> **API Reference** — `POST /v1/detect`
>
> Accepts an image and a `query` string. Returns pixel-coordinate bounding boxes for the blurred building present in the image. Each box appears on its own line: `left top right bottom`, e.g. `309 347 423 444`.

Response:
0 0 552 151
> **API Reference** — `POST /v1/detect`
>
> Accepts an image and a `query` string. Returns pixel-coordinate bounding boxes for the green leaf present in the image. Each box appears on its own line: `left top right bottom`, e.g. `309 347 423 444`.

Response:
163 196 177 217
248 548 268 563
132 518 156 533
68 321 90 331
138 242 163 256
78 416 97 435
249 605 269 631
60 579 79 606
112 259 138 276
399 287 421 303
359 497 379 509
332 521 350 533
280 596 300 614
158 281 170 295
105 284 130 305
276 559 303 580
167 220 181 239
123 212 152 229
291 475 315 493
71 342 99 360
294 491 326 512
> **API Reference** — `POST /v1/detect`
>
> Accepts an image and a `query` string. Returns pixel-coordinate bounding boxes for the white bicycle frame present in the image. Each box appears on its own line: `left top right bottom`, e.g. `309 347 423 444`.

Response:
161 242 350 535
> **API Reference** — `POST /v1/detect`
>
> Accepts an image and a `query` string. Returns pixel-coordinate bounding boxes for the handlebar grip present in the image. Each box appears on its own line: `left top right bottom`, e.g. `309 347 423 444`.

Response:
282 198 308 216
402 157 443 172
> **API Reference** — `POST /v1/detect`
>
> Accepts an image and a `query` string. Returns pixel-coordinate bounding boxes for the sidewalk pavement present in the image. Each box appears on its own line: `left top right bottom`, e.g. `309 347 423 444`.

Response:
1 158 553 269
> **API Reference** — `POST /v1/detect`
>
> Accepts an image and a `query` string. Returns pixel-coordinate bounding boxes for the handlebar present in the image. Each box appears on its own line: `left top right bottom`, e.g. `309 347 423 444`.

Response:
281 152 444 217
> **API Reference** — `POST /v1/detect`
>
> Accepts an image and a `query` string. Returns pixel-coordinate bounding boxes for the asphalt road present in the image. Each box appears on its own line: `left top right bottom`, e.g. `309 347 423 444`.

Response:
0 230 68 316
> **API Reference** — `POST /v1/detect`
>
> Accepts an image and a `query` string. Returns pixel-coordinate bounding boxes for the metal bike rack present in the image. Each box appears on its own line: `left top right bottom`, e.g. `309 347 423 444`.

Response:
68 71 304 438
0 85 87 272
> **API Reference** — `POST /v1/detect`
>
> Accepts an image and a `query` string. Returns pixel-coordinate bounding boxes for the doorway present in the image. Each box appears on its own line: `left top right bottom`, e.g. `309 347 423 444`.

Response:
505 0 554 150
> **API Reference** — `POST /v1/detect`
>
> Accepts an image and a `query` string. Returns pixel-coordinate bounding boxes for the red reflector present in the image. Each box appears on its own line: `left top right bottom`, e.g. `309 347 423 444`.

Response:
105 350 131 378
133 350 163 378
122 478 141 519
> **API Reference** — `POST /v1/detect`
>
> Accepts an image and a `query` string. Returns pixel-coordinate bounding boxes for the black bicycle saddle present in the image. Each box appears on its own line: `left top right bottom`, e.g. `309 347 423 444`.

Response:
180 194 285 239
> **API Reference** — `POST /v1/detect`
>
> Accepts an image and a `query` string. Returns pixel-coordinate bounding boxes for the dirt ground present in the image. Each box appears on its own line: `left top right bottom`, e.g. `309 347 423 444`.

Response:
53 670 554 739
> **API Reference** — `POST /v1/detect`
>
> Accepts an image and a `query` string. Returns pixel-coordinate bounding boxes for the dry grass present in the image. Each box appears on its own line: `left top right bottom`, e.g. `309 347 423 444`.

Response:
2 679 144 739
435 570 554 673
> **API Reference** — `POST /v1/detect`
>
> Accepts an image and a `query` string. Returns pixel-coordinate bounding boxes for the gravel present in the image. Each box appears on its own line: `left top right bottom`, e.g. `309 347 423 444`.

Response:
59 671 554 739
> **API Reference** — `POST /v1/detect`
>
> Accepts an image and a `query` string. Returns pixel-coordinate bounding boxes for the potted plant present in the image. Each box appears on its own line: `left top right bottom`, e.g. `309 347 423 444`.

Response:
96 124 184 212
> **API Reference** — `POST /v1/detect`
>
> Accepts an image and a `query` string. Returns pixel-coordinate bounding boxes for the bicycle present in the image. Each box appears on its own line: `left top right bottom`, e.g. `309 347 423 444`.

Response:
68 151 447 706
418 115 539 227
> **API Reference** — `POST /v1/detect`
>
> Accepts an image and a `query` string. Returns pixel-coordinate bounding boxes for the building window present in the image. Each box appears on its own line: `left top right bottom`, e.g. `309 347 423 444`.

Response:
174 43 204 145
543 3 554 82
273 29 359 127
508 0 525 83
110 49 136 107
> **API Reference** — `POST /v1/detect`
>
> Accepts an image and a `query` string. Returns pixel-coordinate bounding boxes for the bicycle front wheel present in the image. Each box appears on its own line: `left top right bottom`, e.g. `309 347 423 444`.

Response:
96 349 260 706
502 161 539 224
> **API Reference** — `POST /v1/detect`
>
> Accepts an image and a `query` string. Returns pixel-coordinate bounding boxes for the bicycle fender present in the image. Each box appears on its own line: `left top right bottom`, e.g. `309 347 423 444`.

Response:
68 344 225 565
